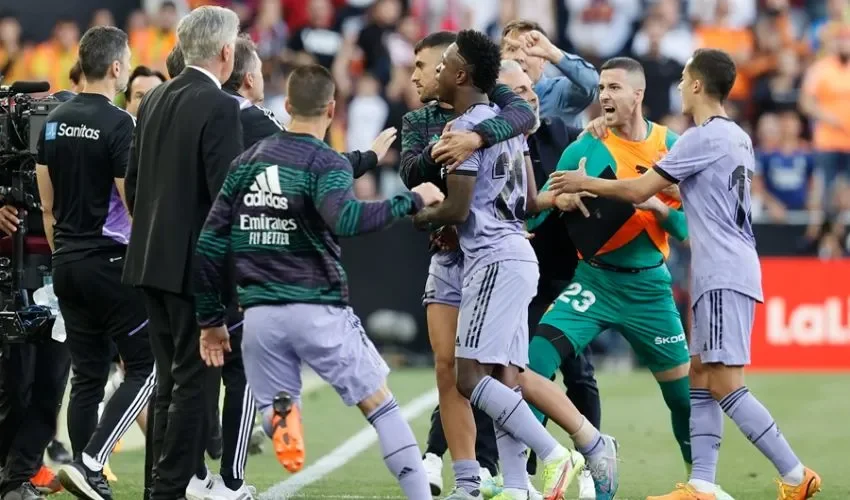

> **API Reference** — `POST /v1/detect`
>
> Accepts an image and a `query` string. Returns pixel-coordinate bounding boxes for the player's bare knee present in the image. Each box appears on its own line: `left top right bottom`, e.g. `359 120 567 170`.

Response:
357 384 392 415
688 356 710 386
455 358 486 399
705 364 745 400
493 364 520 388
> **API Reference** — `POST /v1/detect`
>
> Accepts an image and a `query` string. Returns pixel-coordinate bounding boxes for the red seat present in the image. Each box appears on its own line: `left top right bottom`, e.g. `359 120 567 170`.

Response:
0 235 52 256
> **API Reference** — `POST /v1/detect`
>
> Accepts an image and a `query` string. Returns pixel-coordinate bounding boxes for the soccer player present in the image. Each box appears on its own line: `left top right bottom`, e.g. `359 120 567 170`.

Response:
413 29 583 500
193 64 443 500
401 31 537 498
548 48 822 500
524 57 714 499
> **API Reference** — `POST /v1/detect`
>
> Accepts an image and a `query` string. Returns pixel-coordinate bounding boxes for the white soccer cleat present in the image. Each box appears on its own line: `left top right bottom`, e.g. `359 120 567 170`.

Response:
715 485 736 500
185 469 216 500
577 468 595 499
422 452 444 496
203 480 255 500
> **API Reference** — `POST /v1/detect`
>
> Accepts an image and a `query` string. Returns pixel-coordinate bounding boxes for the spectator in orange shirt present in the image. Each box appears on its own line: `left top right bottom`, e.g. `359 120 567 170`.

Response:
692 0 754 103
130 1 178 74
739 1 809 104
800 24 850 219
19 18 79 93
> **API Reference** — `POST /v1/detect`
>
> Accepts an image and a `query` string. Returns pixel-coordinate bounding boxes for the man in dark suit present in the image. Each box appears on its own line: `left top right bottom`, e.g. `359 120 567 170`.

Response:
123 6 243 500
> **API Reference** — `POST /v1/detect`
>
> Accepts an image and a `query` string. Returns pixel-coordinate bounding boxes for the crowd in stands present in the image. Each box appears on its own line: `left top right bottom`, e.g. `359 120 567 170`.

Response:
2 0 849 258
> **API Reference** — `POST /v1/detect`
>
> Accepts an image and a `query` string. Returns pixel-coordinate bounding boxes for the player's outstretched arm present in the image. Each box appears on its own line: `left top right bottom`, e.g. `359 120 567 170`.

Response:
194 169 241 329
399 112 440 189
477 83 536 144
524 154 547 215
315 151 426 236
412 173 475 229
550 158 672 204
344 127 398 178
431 85 536 169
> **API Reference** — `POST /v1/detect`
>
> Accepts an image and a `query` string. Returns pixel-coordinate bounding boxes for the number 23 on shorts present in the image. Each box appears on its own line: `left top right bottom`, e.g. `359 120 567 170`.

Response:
556 282 597 313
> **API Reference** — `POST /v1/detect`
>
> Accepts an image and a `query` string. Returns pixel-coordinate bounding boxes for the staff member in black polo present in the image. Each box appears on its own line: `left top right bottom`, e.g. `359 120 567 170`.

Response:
34 25 155 500
123 7 243 500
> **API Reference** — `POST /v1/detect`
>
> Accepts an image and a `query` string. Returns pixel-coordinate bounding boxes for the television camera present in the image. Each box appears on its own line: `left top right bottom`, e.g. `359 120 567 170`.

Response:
0 81 63 343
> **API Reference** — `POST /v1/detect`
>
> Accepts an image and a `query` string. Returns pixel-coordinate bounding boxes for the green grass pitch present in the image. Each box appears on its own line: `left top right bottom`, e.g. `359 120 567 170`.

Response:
52 369 849 499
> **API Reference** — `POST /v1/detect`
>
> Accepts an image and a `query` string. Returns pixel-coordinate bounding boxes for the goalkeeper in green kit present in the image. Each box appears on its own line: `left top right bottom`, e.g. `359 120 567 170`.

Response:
525 57 734 500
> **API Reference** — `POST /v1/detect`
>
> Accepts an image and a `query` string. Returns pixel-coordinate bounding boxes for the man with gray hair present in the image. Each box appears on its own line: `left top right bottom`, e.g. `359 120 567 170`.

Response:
122 6 244 500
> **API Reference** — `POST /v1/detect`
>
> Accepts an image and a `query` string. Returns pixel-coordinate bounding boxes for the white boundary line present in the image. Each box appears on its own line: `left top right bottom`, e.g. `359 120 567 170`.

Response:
259 388 439 500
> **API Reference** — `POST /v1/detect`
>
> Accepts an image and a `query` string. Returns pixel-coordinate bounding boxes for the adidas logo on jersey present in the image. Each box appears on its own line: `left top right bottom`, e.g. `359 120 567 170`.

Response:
244 165 289 209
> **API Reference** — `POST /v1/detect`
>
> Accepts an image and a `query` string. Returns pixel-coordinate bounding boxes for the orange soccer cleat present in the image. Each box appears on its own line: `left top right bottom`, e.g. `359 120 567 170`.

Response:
31 465 63 494
777 467 822 500
647 483 717 500
271 391 305 473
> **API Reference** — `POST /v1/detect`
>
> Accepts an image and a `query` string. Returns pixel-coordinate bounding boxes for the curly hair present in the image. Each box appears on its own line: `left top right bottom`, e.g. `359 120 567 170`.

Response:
455 29 501 94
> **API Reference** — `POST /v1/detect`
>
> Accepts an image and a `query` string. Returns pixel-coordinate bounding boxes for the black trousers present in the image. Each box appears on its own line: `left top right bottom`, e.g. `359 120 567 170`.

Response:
143 288 210 500
205 314 255 484
0 339 71 493
53 252 156 464
425 404 499 477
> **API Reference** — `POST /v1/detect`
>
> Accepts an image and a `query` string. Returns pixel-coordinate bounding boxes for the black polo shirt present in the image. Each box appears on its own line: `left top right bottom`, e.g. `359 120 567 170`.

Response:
36 93 134 266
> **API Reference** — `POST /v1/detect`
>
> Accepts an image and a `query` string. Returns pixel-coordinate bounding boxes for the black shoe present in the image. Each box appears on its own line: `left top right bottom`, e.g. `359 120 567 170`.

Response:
46 440 72 465
57 461 113 500
1 483 44 500
207 410 223 460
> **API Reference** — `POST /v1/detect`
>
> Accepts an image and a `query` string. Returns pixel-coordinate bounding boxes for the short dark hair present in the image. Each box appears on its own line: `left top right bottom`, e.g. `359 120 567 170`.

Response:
286 64 335 117
223 34 258 92
456 29 500 94
125 65 166 101
600 57 644 75
688 48 736 102
69 60 83 85
166 44 185 79
501 19 546 39
413 31 456 54
79 26 128 80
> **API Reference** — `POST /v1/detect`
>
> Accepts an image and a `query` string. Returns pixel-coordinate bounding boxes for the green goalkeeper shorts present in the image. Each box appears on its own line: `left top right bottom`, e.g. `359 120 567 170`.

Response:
539 261 689 373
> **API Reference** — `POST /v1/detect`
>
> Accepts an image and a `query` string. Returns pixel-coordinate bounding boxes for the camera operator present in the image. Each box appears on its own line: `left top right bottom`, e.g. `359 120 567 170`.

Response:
34 26 155 499
0 207 70 500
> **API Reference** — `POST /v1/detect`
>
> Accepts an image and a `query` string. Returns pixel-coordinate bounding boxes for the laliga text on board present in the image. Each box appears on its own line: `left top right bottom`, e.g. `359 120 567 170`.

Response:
750 257 850 371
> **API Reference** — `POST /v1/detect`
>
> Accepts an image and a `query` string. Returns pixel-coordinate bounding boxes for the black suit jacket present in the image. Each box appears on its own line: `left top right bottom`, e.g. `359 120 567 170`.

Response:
528 117 583 299
123 67 244 294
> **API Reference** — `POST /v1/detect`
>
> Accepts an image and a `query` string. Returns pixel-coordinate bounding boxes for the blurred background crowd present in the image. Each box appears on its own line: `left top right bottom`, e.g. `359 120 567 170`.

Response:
1 0 848 365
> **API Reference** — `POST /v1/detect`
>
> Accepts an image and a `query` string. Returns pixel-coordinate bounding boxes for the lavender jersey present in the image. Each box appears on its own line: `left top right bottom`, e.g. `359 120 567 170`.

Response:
451 104 537 278
653 117 763 305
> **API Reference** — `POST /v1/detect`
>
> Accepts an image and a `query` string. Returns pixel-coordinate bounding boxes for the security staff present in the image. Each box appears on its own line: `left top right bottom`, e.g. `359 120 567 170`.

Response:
35 26 155 499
